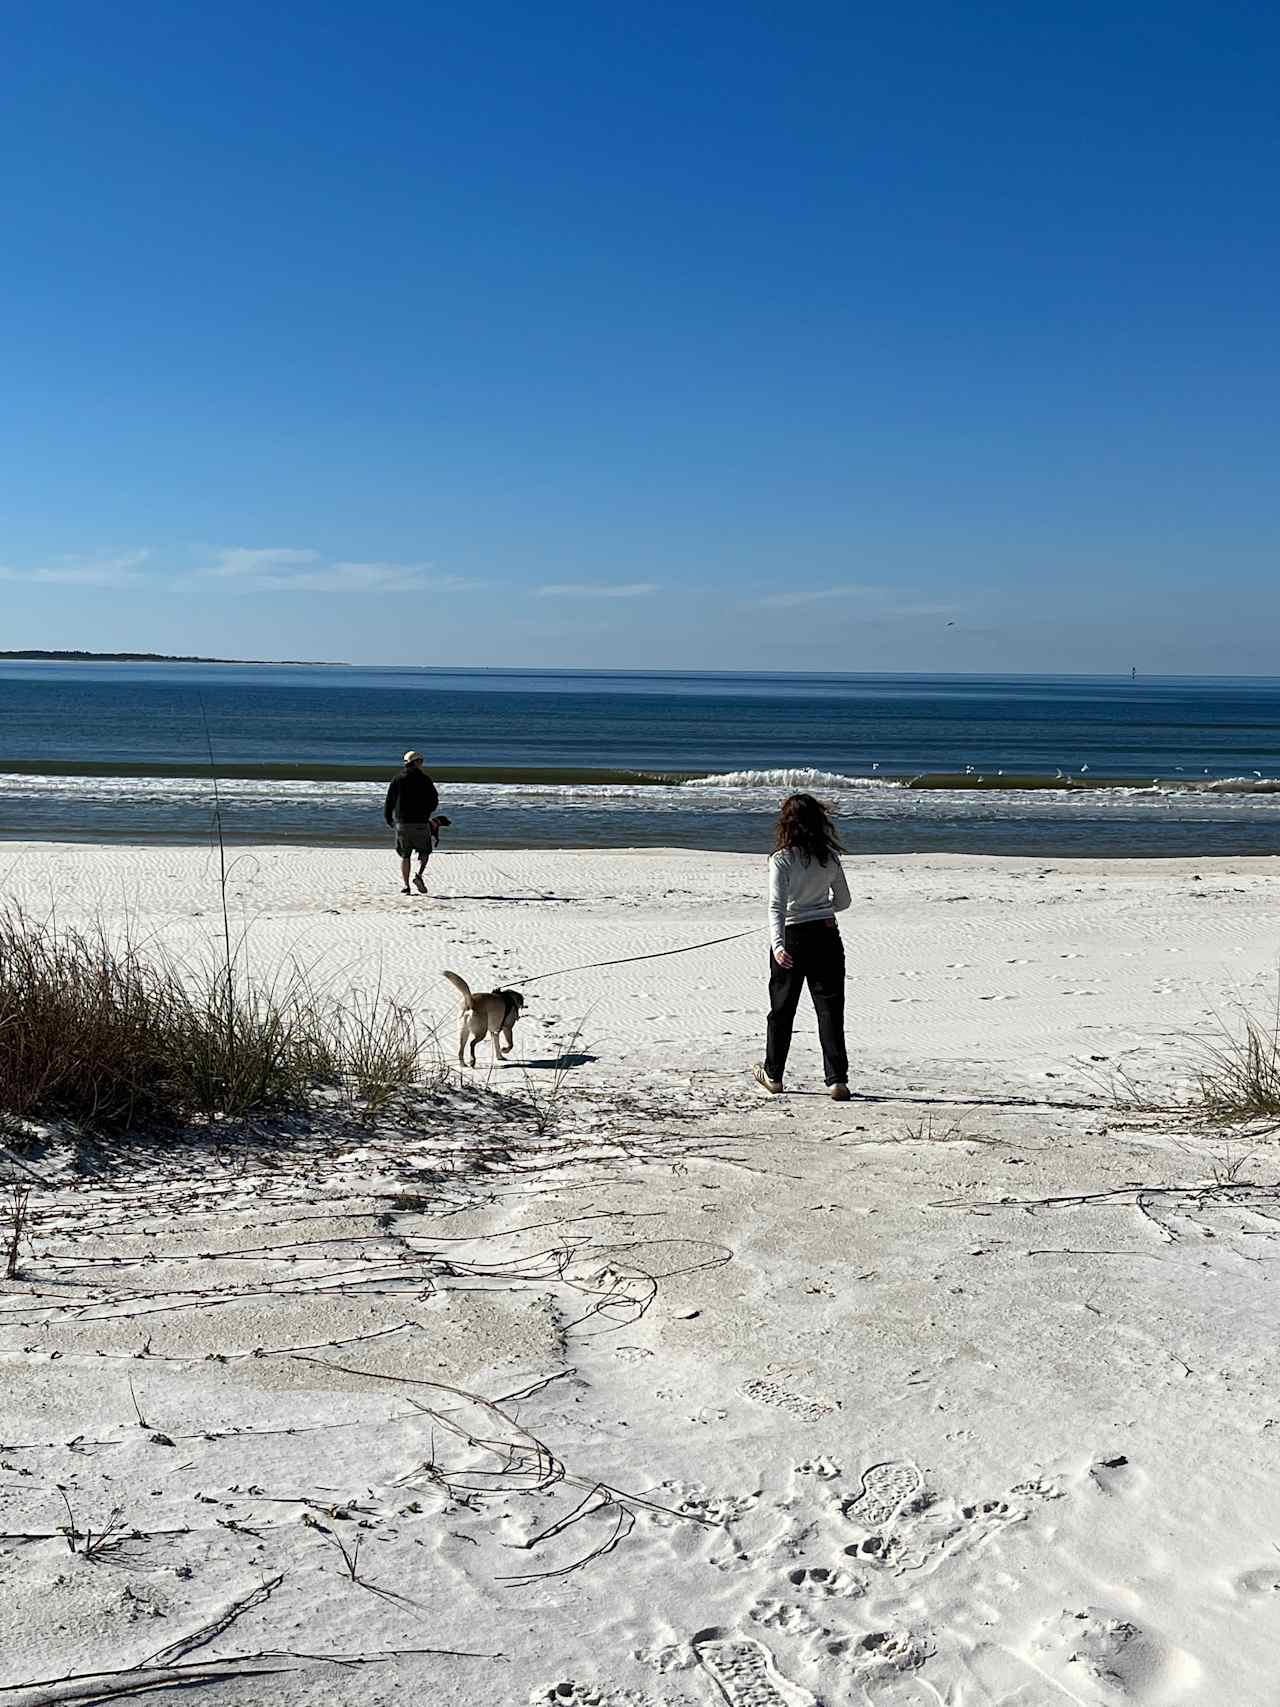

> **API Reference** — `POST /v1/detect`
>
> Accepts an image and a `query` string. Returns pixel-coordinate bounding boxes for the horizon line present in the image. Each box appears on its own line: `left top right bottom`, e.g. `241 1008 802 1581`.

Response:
6 653 1280 684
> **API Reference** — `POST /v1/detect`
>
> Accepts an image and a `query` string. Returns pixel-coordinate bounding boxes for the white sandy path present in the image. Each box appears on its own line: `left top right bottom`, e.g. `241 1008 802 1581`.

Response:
1 843 1280 1705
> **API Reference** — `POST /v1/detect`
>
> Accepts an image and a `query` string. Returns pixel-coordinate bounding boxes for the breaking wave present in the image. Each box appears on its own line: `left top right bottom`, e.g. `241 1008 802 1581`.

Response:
683 768 894 791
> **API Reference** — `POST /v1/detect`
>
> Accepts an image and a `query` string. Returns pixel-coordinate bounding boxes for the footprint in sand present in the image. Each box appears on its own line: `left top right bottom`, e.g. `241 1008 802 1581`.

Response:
1031 1608 1201 1702
749 1600 826 1637
742 1378 835 1422
534 1685 623 1706
692 1629 818 1707
634 1641 698 1675
787 1563 865 1599
892 1499 1020 1579
658 1481 759 1525
1235 1565 1280 1599
794 1456 841 1481
827 1628 930 1678
841 1460 923 1529
844 1531 902 1569
860 1679 945 1707
844 1478 1056 1581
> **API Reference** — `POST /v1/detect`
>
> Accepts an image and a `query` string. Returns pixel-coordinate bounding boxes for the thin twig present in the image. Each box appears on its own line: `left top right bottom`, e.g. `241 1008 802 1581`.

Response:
142 1575 285 1666
0 1643 498 1707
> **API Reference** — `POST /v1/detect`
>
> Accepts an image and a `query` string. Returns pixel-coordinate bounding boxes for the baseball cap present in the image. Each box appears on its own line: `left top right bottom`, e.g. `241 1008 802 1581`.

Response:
403 750 423 764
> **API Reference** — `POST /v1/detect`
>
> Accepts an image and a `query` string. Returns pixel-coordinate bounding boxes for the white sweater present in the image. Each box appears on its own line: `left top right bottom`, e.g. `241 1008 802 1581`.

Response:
768 849 851 951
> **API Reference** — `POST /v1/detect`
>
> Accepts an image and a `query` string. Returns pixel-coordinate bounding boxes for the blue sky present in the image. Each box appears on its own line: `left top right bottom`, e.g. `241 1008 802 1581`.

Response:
2 1 1277 672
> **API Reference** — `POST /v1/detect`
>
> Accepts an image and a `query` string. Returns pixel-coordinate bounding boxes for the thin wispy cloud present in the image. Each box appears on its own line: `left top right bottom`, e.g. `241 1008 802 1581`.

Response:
196 548 465 594
0 550 150 588
536 581 660 599
201 547 322 579
252 562 467 594
751 583 958 619
6 544 463 597
753 584 871 609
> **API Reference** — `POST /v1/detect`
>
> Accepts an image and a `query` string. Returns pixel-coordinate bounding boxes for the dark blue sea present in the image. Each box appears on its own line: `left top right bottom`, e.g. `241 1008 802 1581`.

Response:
3 661 1280 856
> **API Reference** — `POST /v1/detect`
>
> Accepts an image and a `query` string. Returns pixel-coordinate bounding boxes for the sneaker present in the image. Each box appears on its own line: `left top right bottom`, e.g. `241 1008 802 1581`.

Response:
400 885 411 895
413 874 428 893
752 1063 783 1094
829 1084 851 1102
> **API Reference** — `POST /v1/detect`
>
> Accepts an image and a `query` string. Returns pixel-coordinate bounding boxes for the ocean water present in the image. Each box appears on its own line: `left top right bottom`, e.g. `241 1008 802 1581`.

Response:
2 661 1280 856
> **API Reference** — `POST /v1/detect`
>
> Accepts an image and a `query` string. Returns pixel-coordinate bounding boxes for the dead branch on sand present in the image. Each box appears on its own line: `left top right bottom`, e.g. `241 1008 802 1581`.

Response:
0 1642 498 1707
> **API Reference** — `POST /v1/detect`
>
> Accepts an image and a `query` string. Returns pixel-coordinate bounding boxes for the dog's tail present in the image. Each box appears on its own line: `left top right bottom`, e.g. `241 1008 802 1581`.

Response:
442 969 473 1007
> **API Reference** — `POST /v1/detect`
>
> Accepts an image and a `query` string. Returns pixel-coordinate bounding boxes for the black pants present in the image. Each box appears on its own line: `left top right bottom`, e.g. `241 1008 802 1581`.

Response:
765 921 848 1086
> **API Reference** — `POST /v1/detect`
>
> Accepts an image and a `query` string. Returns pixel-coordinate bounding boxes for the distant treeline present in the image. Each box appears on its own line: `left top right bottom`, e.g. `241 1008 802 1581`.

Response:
1 649 338 664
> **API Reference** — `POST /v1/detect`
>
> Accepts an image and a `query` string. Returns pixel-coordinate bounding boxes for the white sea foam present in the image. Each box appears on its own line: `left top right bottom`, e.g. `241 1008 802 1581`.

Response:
683 768 894 791
1206 775 1280 793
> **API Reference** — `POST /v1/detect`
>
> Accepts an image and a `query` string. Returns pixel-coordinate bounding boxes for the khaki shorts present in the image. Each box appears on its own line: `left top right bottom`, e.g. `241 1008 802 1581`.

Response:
394 822 434 858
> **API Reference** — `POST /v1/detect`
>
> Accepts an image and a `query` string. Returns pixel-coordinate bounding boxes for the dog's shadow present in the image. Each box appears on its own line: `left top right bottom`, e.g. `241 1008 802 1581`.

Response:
519 1052 598 1071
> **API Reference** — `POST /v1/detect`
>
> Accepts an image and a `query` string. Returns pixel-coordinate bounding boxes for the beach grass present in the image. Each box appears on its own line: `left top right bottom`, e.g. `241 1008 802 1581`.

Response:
1191 986 1280 1125
0 906 436 1134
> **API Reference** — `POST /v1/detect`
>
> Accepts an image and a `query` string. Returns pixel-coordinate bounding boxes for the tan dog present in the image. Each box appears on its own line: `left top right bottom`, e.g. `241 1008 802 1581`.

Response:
443 970 525 1066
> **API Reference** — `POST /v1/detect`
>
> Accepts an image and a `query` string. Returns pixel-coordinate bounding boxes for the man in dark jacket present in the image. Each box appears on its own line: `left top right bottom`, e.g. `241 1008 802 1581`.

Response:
384 750 440 894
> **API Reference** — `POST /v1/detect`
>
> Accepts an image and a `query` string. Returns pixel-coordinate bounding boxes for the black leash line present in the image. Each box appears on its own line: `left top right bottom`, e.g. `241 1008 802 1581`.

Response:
517 927 763 987
444 850 763 985
456 849 561 904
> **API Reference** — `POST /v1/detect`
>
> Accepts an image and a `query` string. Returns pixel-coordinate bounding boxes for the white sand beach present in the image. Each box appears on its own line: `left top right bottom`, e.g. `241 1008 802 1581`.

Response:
3 841 1280 1704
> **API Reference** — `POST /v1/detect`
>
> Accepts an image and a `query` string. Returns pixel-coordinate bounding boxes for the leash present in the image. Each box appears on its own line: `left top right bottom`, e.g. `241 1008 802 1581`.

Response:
442 848 763 986
516 927 763 987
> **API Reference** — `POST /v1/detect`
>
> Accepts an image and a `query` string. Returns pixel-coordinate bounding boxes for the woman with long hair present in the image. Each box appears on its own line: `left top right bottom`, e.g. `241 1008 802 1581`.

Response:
752 792 851 1100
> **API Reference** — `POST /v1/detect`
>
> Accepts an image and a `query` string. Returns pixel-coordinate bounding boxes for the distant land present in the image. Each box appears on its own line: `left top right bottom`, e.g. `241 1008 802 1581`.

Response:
0 650 344 665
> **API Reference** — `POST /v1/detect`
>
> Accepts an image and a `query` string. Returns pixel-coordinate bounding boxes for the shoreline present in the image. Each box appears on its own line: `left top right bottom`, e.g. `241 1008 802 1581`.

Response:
6 839 1280 871
6 828 1280 859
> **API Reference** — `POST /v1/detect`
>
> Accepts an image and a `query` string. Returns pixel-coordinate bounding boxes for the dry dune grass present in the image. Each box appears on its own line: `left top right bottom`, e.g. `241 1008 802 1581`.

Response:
0 905 439 1134
1191 985 1280 1127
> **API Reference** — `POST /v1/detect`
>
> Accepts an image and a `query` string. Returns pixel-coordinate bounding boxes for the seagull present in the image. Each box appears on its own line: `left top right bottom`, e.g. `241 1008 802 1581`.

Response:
1080 764 1089 773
